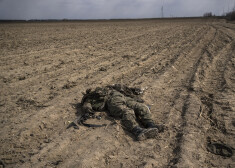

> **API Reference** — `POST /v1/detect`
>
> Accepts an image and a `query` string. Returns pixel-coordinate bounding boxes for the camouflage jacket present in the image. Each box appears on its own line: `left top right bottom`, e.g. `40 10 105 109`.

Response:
107 84 144 103
81 84 144 112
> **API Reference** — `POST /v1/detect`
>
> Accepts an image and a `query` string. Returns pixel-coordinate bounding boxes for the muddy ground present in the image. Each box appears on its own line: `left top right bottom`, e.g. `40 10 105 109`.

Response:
0 19 235 168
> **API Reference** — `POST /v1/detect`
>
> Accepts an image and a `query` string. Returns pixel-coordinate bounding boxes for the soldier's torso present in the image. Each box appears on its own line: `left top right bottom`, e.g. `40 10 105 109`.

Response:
82 85 144 111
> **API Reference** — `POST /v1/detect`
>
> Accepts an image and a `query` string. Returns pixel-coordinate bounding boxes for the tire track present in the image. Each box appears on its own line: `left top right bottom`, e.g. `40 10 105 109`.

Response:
166 26 220 167
165 26 234 167
135 25 218 167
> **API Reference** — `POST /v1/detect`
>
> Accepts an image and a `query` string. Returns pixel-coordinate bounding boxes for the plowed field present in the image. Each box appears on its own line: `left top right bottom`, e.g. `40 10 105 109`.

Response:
0 19 235 168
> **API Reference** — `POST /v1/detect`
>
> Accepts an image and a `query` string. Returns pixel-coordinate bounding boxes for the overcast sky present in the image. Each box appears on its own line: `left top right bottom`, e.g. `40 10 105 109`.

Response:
0 0 234 20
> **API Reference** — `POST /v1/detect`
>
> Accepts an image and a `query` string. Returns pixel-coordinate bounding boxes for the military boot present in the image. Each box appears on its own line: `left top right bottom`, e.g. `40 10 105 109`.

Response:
146 122 165 133
132 126 158 141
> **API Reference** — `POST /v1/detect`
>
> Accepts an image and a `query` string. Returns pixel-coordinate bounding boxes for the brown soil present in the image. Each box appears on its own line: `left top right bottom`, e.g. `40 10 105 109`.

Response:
0 19 235 168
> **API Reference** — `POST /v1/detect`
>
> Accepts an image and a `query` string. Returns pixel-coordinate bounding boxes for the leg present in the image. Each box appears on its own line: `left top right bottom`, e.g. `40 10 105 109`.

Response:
126 98 165 132
107 91 160 140
107 91 138 131
126 97 154 127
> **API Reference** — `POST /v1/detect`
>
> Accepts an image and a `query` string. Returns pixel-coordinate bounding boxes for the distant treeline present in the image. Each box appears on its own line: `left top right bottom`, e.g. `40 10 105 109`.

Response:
225 11 235 20
203 9 235 21
1 12 235 23
0 19 89 22
0 17 228 23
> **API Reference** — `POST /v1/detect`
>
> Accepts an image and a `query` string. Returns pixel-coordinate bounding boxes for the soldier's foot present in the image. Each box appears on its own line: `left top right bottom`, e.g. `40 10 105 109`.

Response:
132 127 158 141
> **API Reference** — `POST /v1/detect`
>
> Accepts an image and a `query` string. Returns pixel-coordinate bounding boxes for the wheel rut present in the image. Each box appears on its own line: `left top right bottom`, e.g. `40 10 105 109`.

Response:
165 25 234 167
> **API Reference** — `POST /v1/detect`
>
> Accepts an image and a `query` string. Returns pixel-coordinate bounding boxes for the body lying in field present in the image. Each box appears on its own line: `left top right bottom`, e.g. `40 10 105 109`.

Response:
80 84 164 141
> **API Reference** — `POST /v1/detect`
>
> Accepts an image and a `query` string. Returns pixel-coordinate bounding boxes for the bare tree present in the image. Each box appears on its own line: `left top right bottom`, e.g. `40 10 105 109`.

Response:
203 12 213 17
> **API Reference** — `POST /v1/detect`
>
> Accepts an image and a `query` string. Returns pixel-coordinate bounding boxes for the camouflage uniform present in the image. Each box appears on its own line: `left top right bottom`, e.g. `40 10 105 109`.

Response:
81 86 154 132
107 90 154 131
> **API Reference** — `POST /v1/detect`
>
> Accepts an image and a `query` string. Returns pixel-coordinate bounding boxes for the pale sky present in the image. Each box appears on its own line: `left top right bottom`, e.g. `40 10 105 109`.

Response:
0 0 234 20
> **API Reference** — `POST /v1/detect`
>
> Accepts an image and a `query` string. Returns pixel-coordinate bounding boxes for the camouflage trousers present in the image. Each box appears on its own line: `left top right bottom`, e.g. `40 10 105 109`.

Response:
107 90 154 131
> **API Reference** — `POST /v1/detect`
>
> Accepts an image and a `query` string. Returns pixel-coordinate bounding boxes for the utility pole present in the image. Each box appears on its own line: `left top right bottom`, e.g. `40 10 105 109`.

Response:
233 0 235 11
161 6 164 18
